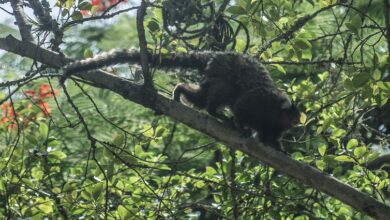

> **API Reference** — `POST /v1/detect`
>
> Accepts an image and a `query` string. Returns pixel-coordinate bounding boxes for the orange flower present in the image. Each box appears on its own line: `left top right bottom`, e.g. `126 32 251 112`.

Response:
1 102 15 117
39 83 58 99
24 90 36 97
92 0 100 5
0 102 16 128
1 101 10 112
7 123 17 129
1 117 10 123
38 101 51 116
81 10 90 16
82 0 127 16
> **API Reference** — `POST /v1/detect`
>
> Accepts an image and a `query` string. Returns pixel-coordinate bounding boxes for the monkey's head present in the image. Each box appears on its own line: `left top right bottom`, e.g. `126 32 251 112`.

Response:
280 99 300 130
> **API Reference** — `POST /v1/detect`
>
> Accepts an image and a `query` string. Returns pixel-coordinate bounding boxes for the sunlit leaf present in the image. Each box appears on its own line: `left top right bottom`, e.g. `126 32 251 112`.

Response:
334 155 355 163
346 139 358 149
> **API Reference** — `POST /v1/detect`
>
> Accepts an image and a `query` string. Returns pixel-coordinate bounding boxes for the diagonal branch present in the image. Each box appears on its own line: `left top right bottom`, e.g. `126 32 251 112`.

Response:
0 35 390 219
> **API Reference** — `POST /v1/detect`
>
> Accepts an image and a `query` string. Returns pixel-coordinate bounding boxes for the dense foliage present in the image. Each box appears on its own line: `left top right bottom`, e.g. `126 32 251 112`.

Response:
0 0 390 219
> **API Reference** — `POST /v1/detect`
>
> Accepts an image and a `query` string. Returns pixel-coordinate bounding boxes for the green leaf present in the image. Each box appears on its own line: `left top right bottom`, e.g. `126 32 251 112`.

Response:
378 180 386 190
71 11 83 21
129 176 139 184
39 122 48 138
316 160 325 171
91 5 100 14
83 48 93 58
351 14 362 30
135 145 144 156
291 152 304 160
294 39 312 50
345 22 357 36
48 150 67 160
78 2 91 10
278 17 289 25
235 38 246 52
155 127 166 137
354 146 366 158
306 0 315 6
361 85 373 99
195 181 205 188
147 19 160 32
345 14 362 37
61 9 69 17
38 203 53 214
176 47 187 53
331 128 346 138
375 93 389 106
366 152 380 163
227 6 246 15
343 78 354 90
372 69 381 81
118 205 130 220
346 139 358 149
300 113 307 124
52 187 61 194
318 143 327 156
352 72 370 88
113 133 125 147
32 167 44 180
301 49 312 60
60 0 74 9
81 191 92 200
92 183 104 201
377 81 390 92
271 64 286 74
205 166 217 176
48 138 60 147
334 155 355 162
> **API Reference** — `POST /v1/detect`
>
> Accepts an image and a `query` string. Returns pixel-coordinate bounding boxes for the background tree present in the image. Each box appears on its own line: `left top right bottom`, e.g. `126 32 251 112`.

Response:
0 0 390 219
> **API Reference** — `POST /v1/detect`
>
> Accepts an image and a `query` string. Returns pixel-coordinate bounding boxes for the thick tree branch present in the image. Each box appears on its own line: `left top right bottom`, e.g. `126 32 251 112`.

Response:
0 35 390 219
10 0 34 42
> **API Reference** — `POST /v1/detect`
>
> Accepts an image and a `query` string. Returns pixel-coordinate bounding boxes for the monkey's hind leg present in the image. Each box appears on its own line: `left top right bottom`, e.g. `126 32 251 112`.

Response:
173 83 207 109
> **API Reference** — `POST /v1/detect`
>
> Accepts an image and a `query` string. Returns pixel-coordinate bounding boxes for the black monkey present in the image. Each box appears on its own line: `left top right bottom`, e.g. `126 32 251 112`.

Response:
172 53 300 148
60 50 300 147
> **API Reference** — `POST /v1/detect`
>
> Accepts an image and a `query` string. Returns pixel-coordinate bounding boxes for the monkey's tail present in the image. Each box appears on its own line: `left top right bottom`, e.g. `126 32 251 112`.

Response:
173 83 207 109
60 49 214 85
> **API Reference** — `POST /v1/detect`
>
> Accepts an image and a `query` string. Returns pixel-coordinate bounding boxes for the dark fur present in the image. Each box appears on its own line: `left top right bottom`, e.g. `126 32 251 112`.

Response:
172 53 300 148
60 50 299 147
60 49 211 85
